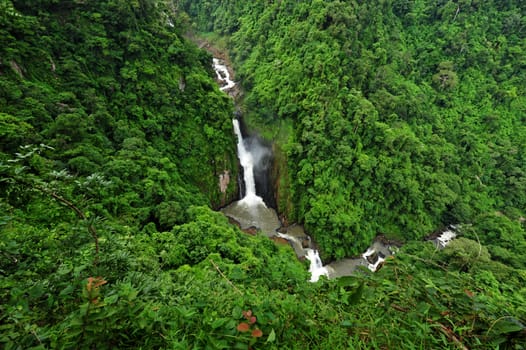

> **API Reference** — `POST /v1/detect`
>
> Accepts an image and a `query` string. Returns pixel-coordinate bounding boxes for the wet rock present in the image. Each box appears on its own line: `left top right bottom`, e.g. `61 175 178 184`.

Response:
271 236 289 245
243 226 258 235
227 216 241 228
375 234 404 247
301 236 311 249
366 252 378 264
221 201 281 237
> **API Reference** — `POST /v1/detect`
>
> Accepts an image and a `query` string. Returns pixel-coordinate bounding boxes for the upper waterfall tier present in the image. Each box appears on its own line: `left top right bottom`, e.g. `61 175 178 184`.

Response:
213 58 235 91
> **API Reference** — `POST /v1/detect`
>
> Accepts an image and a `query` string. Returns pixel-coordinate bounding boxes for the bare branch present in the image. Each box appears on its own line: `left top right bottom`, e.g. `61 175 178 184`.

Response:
209 258 243 295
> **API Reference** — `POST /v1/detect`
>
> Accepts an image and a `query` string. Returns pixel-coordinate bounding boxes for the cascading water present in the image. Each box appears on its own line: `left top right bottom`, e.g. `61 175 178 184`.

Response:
435 227 457 248
277 231 330 282
362 247 386 271
232 119 266 207
212 57 266 208
306 249 329 282
213 58 236 91
214 57 281 238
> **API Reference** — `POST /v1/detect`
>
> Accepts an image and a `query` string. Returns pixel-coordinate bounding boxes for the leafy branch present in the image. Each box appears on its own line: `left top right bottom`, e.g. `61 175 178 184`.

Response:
36 183 100 263
1 144 103 265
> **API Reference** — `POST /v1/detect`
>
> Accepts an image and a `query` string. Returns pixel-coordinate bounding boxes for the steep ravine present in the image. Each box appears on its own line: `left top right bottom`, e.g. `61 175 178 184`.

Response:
211 51 457 282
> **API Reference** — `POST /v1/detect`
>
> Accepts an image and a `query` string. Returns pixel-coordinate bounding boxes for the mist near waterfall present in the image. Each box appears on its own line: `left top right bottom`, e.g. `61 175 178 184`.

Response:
244 135 271 173
243 134 274 207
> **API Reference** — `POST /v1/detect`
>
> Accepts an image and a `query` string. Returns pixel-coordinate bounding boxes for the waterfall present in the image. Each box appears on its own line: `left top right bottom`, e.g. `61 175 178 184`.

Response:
213 56 269 208
434 226 457 248
276 232 302 247
213 58 235 91
232 119 266 207
361 247 376 260
306 249 329 282
216 56 281 237
212 57 263 207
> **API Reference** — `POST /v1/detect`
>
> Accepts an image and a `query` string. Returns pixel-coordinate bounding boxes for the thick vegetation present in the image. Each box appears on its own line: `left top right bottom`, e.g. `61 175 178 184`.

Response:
184 0 526 260
1 0 525 349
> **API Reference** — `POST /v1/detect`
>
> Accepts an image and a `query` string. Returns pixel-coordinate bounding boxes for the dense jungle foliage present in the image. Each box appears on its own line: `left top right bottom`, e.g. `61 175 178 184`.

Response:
183 0 526 260
1 0 525 349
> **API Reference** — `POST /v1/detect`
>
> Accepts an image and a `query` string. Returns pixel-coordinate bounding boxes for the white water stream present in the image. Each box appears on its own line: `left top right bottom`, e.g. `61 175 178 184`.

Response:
213 58 236 91
215 57 281 238
362 247 386 272
306 249 329 282
435 227 457 248
232 119 266 207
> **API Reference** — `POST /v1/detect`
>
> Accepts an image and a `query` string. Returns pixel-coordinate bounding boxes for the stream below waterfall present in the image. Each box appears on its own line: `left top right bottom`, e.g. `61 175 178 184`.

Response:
212 57 456 282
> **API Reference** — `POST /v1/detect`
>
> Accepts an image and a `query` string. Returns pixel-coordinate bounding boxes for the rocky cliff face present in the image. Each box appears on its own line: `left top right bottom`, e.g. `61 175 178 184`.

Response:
271 142 295 222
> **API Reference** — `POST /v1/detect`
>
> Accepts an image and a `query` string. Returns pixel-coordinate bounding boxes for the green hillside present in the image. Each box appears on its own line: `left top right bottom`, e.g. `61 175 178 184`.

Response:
183 0 526 260
1 0 525 349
